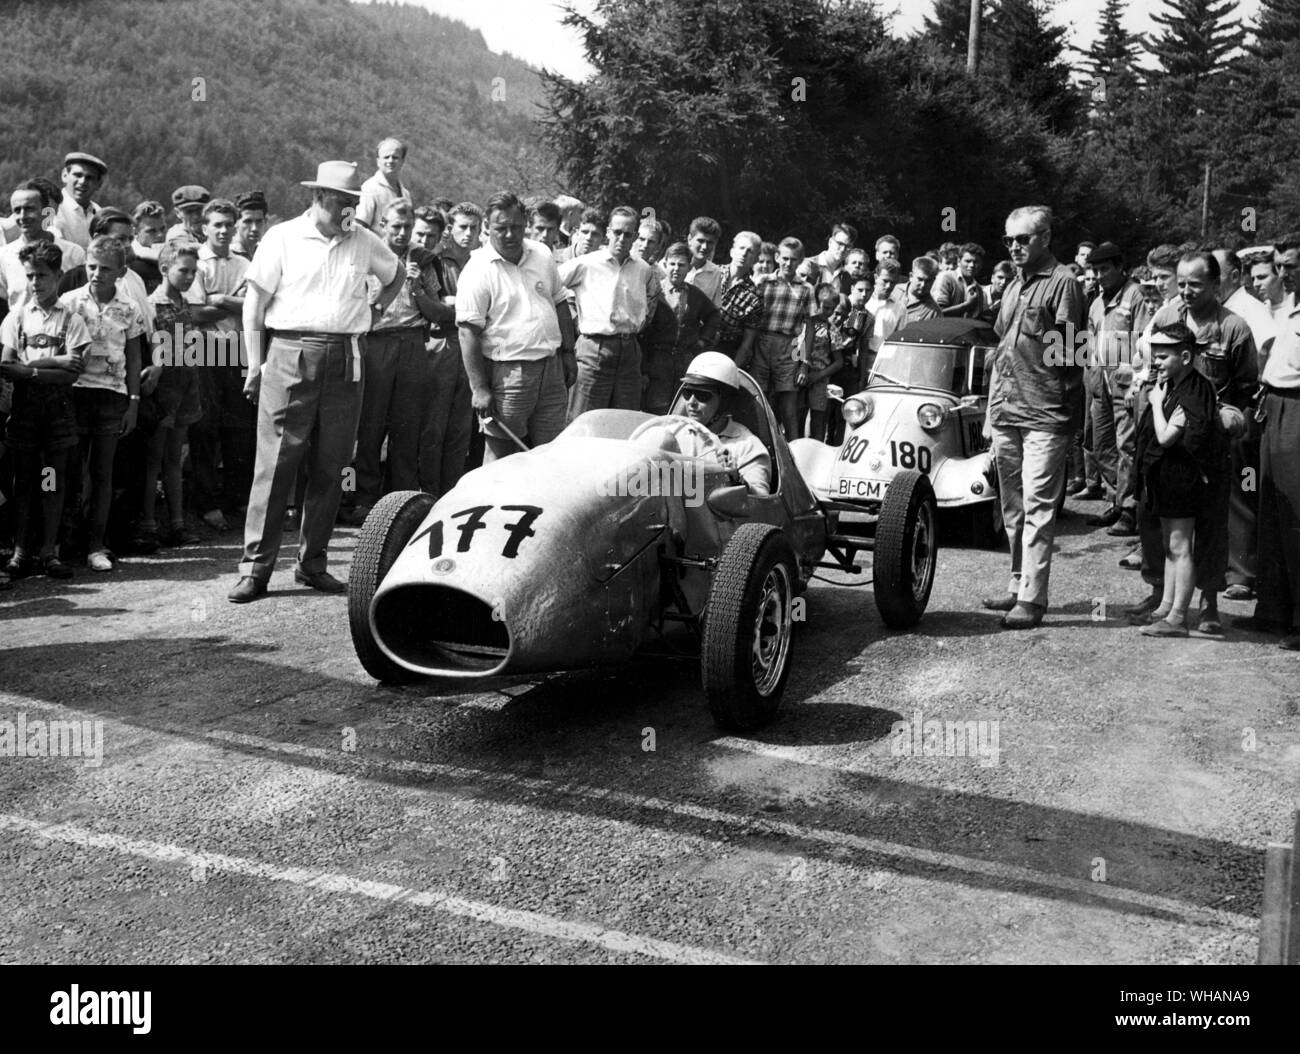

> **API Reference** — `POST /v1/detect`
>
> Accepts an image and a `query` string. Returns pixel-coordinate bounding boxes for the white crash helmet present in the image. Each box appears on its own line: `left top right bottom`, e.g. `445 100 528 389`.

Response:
681 352 741 391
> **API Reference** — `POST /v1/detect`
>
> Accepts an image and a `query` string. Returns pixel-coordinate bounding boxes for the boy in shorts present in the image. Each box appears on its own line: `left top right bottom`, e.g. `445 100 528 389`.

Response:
60 235 145 572
139 240 204 551
0 242 91 580
1133 321 1228 638
796 283 844 442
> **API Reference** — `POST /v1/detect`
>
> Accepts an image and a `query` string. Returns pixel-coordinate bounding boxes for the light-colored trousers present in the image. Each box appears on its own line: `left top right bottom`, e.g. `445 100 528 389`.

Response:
992 425 1072 608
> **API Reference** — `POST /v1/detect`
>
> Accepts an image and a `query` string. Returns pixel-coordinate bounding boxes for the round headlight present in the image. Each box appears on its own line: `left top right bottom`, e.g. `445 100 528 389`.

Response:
917 403 945 430
843 395 873 426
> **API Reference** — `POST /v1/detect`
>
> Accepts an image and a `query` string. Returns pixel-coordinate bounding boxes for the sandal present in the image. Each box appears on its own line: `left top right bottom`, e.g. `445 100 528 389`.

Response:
1141 618 1188 638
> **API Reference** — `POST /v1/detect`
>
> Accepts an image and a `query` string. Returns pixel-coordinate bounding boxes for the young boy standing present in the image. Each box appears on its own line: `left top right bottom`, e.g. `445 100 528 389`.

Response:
60 235 145 571
646 242 721 415
796 283 844 442
1133 322 1227 637
863 262 904 389
0 242 90 579
139 241 204 550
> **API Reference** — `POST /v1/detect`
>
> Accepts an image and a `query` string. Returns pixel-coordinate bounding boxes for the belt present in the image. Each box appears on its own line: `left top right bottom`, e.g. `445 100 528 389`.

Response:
580 332 637 341
369 325 428 338
269 330 363 382
1264 384 1300 398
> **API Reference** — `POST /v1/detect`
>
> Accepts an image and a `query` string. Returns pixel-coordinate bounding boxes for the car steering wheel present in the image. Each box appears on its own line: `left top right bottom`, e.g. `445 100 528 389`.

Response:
630 415 727 461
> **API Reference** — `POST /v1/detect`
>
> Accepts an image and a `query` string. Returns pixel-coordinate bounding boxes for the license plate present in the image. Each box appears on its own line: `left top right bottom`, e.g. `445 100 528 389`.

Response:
836 477 886 499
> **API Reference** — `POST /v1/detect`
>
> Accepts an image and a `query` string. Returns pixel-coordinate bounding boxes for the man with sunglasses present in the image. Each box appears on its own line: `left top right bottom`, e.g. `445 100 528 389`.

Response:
982 205 1086 629
668 352 770 495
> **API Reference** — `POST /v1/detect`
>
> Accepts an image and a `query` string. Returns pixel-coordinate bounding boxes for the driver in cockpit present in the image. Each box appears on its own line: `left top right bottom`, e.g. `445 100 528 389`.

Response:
668 352 772 495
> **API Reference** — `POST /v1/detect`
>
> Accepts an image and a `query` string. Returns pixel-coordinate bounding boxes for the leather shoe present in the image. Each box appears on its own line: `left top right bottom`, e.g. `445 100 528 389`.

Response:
1107 512 1138 536
294 568 346 593
1065 477 1087 496
1124 593 1162 618
1118 550 1143 570
981 594 1018 612
228 576 268 603
1001 601 1046 629
1073 484 1104 500
1222 584 1255 601
336 506 371 527
1085 505 1121 527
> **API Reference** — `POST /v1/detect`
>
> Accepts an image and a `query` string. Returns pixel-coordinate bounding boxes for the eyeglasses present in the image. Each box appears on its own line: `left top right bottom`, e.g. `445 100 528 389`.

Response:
1001 231 1045 248
681 386 719 403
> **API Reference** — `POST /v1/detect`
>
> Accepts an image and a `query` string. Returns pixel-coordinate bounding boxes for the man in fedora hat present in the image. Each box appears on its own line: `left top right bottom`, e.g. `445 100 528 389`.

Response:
229 160 403 603
50 151 108 250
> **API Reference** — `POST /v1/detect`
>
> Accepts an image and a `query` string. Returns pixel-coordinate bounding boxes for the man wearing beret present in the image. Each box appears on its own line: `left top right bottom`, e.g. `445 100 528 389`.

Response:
50 152 107 250
229 161 403 603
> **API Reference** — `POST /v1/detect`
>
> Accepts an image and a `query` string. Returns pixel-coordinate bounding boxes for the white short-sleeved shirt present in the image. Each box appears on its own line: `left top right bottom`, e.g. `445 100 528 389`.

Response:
60 285 147 395
49 192 101 250
0 299 92 363
185 244 250 334
0 237 86 309
456 239 564 361
244 212 399 334
355 173 411 232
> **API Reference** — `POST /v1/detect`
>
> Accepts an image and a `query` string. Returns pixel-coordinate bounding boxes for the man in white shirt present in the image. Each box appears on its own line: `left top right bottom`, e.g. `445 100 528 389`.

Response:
230 162 402 602
0 183 86 313
50 152 107 250
456 190 576 463
355 137 412 233
560 206 660 420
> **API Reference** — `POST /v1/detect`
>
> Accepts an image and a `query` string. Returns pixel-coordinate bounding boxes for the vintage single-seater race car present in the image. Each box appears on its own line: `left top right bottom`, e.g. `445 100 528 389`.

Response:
791 317 1005 549
348 368 939 731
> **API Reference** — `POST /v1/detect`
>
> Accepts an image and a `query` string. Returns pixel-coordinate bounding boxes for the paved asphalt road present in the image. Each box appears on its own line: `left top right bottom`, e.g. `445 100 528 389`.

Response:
2 493 1297 965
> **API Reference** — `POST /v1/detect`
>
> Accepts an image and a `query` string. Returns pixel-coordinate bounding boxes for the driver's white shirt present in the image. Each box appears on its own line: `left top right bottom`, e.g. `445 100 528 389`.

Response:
677 415 771 495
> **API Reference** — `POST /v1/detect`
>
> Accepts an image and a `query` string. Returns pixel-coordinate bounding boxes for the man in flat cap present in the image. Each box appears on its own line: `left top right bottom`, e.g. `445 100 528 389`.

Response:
50 151 107 250
167 185 211 243
1082 241 1148 536
229 161 404 603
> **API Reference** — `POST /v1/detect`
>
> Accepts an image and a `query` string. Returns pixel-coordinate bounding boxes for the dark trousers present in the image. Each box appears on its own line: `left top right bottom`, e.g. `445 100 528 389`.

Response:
1257 390 1300 628
355 327 429 507
418 337 472 498
1227 430 1260 587
239 334 363 580
192 360 255 512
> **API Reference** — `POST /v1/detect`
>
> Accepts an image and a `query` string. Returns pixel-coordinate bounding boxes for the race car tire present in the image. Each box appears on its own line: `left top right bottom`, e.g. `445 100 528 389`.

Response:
701 523 798 732
873 468 938 628
349 489 437 684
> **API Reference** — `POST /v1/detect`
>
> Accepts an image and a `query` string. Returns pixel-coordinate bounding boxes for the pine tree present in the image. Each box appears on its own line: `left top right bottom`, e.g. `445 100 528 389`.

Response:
1086 0 1143 85
1147 0 1245 90
1247 0 1300 61
922 0 988 59
987 0 1079 132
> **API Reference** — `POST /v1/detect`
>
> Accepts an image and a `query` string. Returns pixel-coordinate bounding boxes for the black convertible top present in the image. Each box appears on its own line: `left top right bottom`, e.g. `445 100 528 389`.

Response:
890 317 999 347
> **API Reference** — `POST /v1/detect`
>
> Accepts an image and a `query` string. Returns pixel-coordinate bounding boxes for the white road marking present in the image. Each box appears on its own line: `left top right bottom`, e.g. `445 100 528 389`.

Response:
205 730 1256 932
0 813 759 966
2 697 1256 933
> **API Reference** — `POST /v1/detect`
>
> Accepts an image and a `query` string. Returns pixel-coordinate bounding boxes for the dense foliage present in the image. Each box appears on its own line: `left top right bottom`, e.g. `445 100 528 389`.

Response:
543 0 1300 256
0 0 555 215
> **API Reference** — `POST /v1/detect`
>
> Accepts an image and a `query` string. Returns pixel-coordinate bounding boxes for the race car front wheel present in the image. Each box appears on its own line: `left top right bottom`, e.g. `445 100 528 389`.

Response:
873 469 938 628
349 489 437 684
701 523 798 732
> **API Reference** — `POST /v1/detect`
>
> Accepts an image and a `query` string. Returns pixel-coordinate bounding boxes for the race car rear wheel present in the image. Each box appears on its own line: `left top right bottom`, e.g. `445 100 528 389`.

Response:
701 523 798 732
349 489 437 684
873 469 937 628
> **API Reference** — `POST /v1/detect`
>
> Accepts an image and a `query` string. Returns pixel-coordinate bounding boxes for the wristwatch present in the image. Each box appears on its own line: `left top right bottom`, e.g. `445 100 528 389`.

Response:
129 394 140 401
